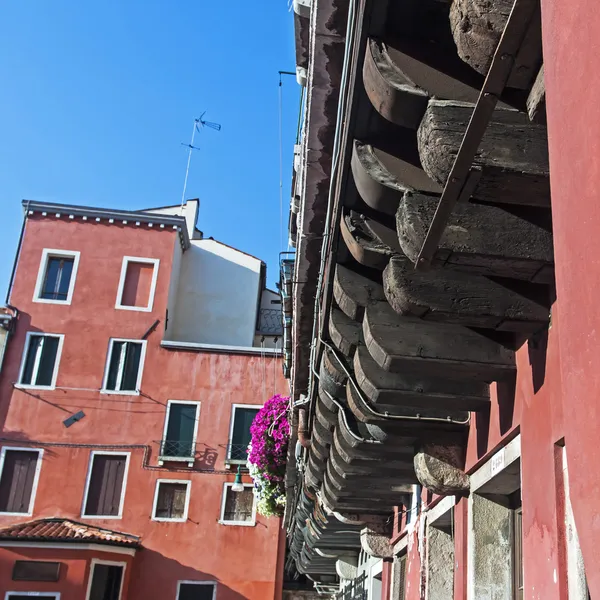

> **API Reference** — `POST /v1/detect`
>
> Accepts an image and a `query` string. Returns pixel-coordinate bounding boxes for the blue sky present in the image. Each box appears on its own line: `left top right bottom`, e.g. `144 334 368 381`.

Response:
0 1 299 297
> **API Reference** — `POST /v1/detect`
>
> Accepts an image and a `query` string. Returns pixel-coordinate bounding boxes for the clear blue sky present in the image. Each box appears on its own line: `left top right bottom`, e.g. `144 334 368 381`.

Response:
0 1 299 298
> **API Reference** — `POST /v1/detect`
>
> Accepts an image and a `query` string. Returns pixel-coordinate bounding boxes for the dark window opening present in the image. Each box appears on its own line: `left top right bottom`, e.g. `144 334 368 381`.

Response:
155 482 188 519
88 563 123 600
0 450 40 513
229 407 259 462
162 403 198 458
12 560 60 582
178 582 216 600
105 341 143 392
20 334 60 387
41 256 74 301
84 454 127 517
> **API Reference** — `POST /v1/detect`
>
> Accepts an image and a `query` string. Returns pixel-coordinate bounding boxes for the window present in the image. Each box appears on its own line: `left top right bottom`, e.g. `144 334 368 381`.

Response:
227 405 260 464
18 333 64 389
0 447 43 515
82 453 129 518
159 401 200 462
33 249 80 304
102 339 146 394
12 561 60 582
176 581 216 600
6 594 60 600
115 256 159 312
219 483 256 526
152 480 191 522
85 560 125 600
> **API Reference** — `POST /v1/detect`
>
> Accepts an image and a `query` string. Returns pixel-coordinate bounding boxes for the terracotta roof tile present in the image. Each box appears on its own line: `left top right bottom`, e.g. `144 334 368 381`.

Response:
0 518 141 548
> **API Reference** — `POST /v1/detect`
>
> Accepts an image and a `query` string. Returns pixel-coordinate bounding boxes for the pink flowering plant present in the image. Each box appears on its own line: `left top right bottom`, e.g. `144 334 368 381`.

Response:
247 394 290 517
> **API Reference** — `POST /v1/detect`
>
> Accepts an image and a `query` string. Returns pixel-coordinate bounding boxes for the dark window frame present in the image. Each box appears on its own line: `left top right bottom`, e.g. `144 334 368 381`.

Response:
34 249 79 305
82 452 129 518
88 560 125 600
0 447 43 515
227 405 261 464
102 339 146 394
177 581 217 600
153 480 190 522
220 483 255 525
12 560 61 582
18 333 63 389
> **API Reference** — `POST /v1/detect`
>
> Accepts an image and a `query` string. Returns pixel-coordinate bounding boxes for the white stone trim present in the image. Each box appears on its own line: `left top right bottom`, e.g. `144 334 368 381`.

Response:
427 495 456 525
0 446 44 516
151 479 191 522
218 483 257 526
32 248 80 305
161 340 282 356
469 434 521 493
84 559 126 600
115 256 160 312
0 541 136 556
6 593 60 599
81 451 131 519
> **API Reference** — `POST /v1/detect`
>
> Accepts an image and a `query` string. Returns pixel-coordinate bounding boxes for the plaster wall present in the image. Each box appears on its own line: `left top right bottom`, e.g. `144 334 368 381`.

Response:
426 526 453 600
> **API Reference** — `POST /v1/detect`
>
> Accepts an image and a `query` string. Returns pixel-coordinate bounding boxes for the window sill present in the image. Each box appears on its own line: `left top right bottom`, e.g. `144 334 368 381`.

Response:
218 520 256 527
81 514 123 520
152 517 187 523
32 297 71 305
158 455 195 467
0 511 32 517
100 389 140 396
14 384 56 391
115 304 153 312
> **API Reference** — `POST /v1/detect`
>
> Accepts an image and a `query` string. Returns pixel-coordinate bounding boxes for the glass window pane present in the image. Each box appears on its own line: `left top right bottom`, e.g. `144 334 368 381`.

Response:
106 342 123 391
121 342 142 391
41 257 74 301
21 335 42 385
35 336 59 386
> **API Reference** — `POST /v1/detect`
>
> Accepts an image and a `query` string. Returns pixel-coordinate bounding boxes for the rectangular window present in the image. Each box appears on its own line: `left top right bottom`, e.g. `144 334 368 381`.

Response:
115 256 159 312
152 480 191 522
219 483 256 525
160 401 200 460
102 339 146 394
82 453 129 518
177 582 216 600
33 249 80 305
12 561 61 582
6 594 60 600
0 448 43 515
86 561 125 600
227 405 260 463
18 333 63 389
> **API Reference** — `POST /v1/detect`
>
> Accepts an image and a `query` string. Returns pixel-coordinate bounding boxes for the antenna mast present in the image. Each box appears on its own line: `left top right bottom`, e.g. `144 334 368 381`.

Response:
180 112 222 212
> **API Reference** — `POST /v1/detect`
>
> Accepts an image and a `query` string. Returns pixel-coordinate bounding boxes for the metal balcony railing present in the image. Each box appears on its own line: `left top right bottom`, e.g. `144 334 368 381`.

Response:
336 573 368 600
225 443 250 464
157 439 196 460
257 308 283 336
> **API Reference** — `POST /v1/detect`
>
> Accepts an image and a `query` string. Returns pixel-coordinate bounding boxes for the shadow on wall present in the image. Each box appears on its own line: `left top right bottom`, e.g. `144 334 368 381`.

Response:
167 242 261 347
129 548 260 600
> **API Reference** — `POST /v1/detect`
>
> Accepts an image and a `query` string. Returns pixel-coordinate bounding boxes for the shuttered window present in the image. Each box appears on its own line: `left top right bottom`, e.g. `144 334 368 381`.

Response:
153 481 189 521
177 582 216 600
84 454 128 517
104 340 145 393
12 560 61 582
19 334 61 388
221 484 255 524
0 449 41 514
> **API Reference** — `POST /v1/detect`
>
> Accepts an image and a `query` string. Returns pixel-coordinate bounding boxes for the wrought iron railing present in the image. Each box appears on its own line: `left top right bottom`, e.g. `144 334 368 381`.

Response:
225 443 250 463
257 308 283 336
336 573 368 600
157 439 196 459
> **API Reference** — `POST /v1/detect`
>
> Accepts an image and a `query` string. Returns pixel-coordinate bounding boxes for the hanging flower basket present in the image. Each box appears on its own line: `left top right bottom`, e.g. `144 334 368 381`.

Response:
247 394 290 517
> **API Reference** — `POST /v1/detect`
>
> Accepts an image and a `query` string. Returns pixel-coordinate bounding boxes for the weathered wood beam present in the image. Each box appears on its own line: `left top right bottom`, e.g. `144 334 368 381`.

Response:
340 210 400 270
351 139 441 216
333 264 386 322
418 100 550 207
354 345 490 412
319 347 347 400
449 0 542 89
527 64 545 124
363 301 515 381
329 444 415 478
397 191 554 282
383 254 549 331
329 308 362 358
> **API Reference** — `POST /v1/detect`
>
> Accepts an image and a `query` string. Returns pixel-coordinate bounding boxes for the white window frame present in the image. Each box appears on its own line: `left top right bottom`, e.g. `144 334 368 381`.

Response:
6 594 60 600
176 581 217 600
226 404 262 464
84 559 126 600
0 446 44 517
151 478 192 522
101 338 147 396
115 256 160 312
33 248 80 305
16 332 65 391
159 400 201 466
81 451 131 519
219 482 257 526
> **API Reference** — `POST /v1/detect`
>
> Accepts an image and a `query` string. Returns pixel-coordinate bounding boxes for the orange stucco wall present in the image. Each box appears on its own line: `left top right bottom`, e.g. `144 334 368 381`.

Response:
0 214 287 599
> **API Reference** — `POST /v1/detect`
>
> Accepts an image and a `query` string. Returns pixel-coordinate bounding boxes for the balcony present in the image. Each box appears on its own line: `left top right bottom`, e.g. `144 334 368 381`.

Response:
157 439 197 467
225 443 250 468
336 573 368 600
256 308 283 336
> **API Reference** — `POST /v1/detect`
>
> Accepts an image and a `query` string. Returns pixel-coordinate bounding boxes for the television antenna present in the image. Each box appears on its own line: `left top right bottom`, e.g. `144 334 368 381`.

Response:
180 112 222 211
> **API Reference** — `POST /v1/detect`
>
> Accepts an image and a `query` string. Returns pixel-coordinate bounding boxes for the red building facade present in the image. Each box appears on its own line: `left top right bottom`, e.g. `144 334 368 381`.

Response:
0 200 286 600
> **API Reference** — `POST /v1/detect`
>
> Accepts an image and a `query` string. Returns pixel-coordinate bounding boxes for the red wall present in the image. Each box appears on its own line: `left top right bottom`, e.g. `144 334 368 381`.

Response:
0 214 287 599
